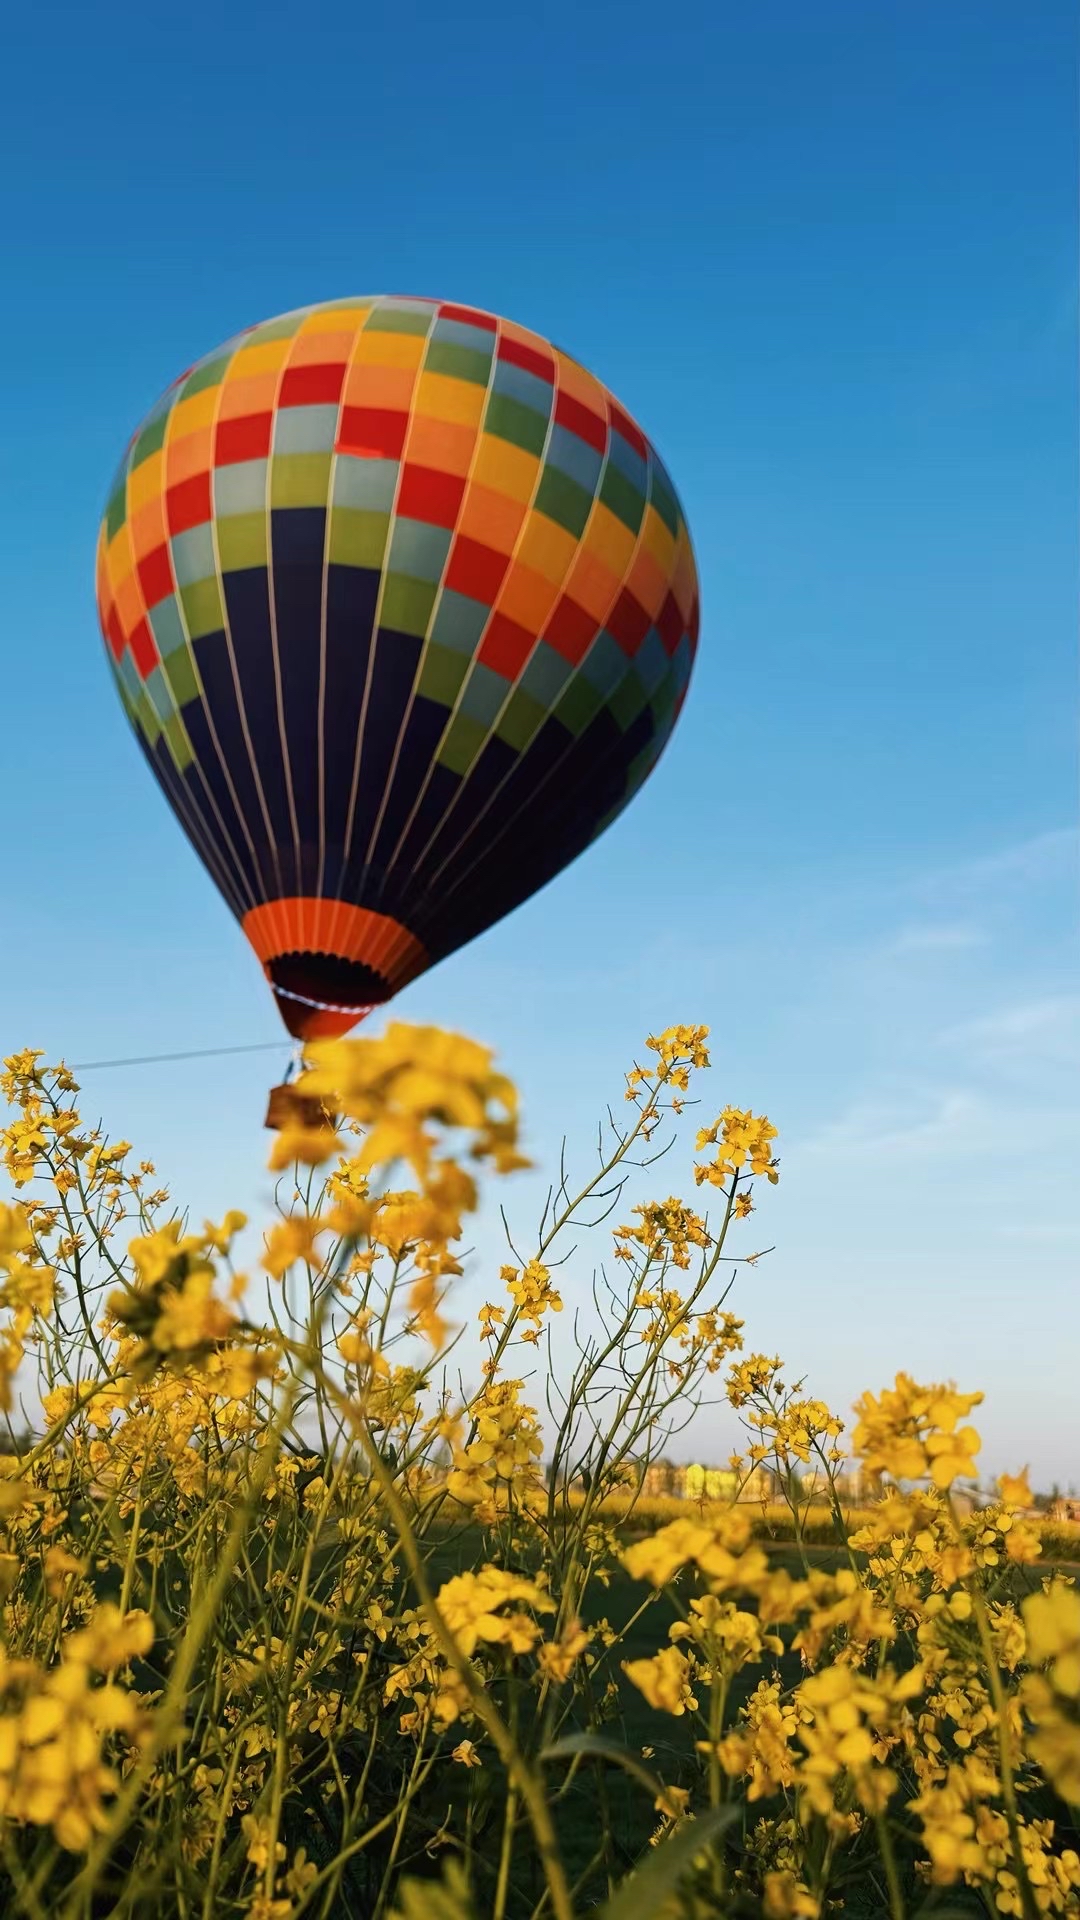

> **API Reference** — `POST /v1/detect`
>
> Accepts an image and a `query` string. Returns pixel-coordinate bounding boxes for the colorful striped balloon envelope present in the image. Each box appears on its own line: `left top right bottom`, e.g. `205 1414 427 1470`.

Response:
95 297 700 1038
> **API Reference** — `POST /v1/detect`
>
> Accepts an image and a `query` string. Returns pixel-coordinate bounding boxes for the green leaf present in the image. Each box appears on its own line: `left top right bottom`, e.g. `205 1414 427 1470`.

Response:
389 1859 476 1920
597 1804 740 1920
541 1731 667 1801
911 1906 987 1918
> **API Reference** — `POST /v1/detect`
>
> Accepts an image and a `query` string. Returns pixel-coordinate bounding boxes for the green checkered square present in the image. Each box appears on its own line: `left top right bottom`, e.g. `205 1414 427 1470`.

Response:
180 576 224 640
649 475 679 538
554 674 601 737
381 573 437 637
163 711 195 771
182 355 232 399
484 393 548 458
649 683 677 735
535 466 593 538
608 668 647 732
245 313 308 344
134 687 161 748
162 645 202 708
270 454 332 509
494 684 546 753
367 307 432 336
131 413 169 471
437 709 487 775
329 507 390 569
105 481 128 542
417 642 469 708
217 513 268 571
424 340 492 385
600 464 645 534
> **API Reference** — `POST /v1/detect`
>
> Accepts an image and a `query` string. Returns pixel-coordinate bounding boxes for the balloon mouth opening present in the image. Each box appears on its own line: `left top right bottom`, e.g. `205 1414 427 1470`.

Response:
266 953 391 1040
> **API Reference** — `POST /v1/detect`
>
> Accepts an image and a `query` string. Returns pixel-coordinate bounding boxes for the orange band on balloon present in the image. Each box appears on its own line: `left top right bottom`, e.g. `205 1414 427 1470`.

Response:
242 898 428 991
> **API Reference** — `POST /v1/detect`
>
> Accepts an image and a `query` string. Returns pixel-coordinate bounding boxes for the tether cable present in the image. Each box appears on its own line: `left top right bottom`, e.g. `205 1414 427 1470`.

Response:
68 1041 289 1073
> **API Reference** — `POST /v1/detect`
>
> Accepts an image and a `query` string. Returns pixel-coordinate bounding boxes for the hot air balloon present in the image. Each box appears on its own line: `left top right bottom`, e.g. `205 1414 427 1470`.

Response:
95 297 699 1040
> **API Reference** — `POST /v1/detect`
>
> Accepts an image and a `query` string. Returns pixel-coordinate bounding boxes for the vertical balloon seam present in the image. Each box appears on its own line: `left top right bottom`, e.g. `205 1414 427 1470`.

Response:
395 331 686 913
196 327 290 910
360 305 506 881
440 449 681 908
313 297 434 990
368 314 514 888
190 332 279 917
181 320 289 916
332 295 441 940
334 300 439 912
374 321 570 899
317 301 380 960
101 349 266 920
414 374 663 902
270 301 371 976
99 441 259 922
314 304 371 907
265 321 312 957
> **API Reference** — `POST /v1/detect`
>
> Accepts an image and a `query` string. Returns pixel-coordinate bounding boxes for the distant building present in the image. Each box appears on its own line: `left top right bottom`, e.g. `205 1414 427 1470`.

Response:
641 1460 774 1504
634 1460 886 1507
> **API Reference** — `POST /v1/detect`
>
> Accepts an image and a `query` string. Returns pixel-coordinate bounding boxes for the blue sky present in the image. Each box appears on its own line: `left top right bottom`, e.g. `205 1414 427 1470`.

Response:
2 2 1076 1483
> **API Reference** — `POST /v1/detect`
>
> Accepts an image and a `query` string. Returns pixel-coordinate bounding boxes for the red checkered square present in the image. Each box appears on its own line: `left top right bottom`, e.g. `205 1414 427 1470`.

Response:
479 612 535 678
336 406 408 459
105 605 125 663
445 535 510 605
439 303 497 331
279 363 347 407
137 542 174 611
128 617 159 679
606 588 651 656
544 595 596 665
497 336 555 383
397 464 466 529
657 591 684 655
555 390 606 454
166 472 212 536
215 413 273 466
608 402 647 459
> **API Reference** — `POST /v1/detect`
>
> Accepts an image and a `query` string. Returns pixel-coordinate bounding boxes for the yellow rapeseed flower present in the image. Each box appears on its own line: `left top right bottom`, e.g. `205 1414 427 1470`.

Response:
623 1646 699 1715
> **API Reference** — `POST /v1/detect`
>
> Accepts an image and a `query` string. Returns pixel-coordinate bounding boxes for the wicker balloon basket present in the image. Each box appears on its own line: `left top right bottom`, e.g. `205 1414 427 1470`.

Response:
263 1083 338 1134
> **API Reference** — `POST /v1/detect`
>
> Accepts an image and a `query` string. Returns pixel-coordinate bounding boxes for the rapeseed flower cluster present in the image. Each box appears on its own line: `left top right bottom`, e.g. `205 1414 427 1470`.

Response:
0 1028 1074 1920
0 1605 151 1849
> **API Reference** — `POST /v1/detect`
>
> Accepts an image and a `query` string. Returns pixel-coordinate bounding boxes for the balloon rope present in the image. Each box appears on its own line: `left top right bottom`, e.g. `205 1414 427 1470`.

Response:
66 1005 369 1077
63 1006 372 1078
68 1041 290 1073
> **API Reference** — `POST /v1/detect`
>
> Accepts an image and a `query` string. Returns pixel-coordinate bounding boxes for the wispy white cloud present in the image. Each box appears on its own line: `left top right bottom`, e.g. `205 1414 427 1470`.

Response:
997 1220 1080 1246
917 826 1076 902
885 923 986 956
941 994 1080 1066
796 1087 982 1160
793 832 1078 1169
